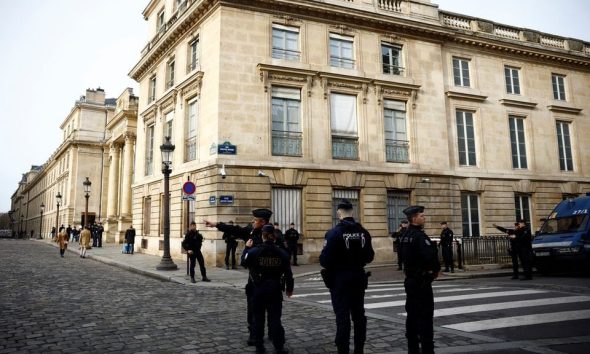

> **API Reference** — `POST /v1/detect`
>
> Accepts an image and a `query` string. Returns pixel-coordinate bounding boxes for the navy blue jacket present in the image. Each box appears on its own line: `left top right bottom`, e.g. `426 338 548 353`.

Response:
402 225 441 278
319 217 374 271
242 240 294 293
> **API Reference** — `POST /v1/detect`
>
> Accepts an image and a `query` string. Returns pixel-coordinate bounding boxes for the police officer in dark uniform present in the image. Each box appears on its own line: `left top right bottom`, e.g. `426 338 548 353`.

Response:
439 222 454 273
401 205 440 354
391 220 409 270
181 221 211 283
284 223 300 266
494 219 533 280
204 208 273 346
222 220 239 269
242 224 293 354
320 199 374 354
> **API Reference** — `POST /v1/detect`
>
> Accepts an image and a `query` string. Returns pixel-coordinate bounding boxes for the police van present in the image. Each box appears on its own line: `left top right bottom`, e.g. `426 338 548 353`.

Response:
532 193 590 273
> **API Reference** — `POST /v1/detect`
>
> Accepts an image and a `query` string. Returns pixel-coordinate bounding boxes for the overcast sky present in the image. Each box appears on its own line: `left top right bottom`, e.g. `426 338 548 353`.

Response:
0 0 589 213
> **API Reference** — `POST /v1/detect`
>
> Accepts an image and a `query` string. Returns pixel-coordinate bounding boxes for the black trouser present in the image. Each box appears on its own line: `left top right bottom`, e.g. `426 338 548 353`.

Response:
404 276 434 354
512 247 532 278
442 246 453 271
97 233 102 247
225 243 237 267
59 247 66 257
189 250 207 279
395 246 403 270
252 280 285 350
329 270 367 354
287 244 298 265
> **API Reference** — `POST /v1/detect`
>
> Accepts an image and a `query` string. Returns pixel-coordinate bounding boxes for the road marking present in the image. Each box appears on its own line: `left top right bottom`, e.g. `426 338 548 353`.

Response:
397 295 590 317
364 289 546 309
292 284 455 298
443 309 590 332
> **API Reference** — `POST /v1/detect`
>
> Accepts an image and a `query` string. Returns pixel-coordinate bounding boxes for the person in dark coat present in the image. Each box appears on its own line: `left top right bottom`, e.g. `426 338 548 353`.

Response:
222 220 239 269
320 199 374 354
391 220 408 270
494 219 533 280
182 221 210 283
439 222 454 273
242 224 293 354
96 223 104 247
204 208 272 346
401 205 440 354
284 223 300 266
124 226 136 254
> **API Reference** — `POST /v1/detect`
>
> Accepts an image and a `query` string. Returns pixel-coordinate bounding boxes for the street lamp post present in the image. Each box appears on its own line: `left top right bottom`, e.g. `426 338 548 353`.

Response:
157 136 178 270
83 177 91 227
55 192 62 232
38 202 45 239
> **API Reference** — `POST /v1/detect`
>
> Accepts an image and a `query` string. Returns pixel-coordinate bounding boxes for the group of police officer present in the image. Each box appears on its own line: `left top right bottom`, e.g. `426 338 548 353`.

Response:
198 202 440 354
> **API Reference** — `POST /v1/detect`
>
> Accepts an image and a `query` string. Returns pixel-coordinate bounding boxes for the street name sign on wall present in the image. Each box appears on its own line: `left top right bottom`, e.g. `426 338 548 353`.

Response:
219 195 234 205
209 196 217 205
217 141 237 155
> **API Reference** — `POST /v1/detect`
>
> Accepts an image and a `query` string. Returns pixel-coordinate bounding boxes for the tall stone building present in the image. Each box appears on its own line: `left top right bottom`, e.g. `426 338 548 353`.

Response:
10 88 137 241
129 0 590 265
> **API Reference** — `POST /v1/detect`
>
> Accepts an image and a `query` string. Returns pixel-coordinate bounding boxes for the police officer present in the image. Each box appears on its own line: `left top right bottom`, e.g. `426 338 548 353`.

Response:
494 220 533 280
401 205 440 354
391 220 409 270
439 222 454 273
204 208 273 346
320 199 374 354
242 224 293 354
284 223 300 266
222 220 239 269
181 221 210 283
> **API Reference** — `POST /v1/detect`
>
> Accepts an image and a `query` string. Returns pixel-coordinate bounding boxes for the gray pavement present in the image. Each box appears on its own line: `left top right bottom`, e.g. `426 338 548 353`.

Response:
0 238 515 354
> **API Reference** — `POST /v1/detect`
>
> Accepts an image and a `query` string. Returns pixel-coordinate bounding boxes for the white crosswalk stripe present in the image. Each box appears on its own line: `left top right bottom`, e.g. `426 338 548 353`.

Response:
443 309 590 332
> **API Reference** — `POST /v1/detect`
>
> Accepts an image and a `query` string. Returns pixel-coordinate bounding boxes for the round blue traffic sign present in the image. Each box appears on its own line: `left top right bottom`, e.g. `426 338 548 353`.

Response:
183 181 196 195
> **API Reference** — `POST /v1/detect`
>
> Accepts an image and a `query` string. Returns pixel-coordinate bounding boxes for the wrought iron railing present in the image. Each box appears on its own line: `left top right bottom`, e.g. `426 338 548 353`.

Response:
385 139 409 163
382 64 405 75
272 48 301 61
272 131 302 156
332 136 359 160
330 56 355 69
458 235 512 265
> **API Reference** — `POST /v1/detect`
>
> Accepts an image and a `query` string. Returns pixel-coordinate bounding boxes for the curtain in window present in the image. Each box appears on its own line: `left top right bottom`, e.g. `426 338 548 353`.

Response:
330 93 357 136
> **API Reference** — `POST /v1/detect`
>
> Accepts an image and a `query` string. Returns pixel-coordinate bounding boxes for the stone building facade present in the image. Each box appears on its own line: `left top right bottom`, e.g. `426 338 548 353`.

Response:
129 0 590 265
10 89 132 240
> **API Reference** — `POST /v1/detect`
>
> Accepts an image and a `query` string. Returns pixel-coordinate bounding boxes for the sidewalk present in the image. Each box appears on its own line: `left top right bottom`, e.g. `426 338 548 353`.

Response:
35 238 512 287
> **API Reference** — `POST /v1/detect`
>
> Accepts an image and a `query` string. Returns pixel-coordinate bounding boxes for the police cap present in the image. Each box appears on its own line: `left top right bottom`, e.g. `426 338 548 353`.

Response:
261 224 275 234
252 208 273 220
337 199 353 210
403 205 425 218
517 219 527 224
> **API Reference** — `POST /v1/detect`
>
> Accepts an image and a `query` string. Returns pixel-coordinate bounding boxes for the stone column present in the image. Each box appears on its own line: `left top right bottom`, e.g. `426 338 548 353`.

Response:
106 144 121 217
120 133 135 217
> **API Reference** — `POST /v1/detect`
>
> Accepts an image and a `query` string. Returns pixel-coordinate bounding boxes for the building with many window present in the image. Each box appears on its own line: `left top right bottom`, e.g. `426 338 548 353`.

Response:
129 0 590 265
9 89 137 241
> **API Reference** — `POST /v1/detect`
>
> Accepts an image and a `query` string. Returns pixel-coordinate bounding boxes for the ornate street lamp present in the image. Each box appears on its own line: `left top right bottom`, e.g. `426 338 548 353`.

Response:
55 192 62 232
157 136 178 270
83 177 91 227
38 202 45 239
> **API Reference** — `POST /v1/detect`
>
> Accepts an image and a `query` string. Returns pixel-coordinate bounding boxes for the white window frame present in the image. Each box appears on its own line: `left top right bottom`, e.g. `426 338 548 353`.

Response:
461 193 480 237
505 66 521 95
509 116 527 169
514 194 532 225
188 38 199 72
272 24 300 61
145 124 155 176
453 57 470 87
552 74 566 101
381 42 403 75
166 58 175 89
329 33 355 69
148 76 157 103
556 120 573 171
185 99 198 162
456 110 476 166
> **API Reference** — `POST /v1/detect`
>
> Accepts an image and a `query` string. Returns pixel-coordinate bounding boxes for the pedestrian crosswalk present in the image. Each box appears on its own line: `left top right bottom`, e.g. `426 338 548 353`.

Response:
292 280 590 336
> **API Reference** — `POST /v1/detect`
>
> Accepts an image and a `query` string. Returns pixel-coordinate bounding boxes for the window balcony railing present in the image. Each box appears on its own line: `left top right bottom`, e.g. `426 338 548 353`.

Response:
185 136 197 161
272 48 301 61
145 158 153 176
272 131 302 157
385 139 409 163
330 56 355 69
332 136 359 160
187 59 199 72
382 64 405 75
166 79 174 89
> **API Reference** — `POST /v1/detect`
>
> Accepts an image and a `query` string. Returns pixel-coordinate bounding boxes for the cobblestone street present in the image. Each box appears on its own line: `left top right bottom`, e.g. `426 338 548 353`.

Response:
0 240 491 353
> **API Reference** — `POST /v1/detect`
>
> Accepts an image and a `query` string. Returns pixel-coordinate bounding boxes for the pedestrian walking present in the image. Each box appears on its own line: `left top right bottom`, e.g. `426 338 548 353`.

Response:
55 226 68 257
439 221 454 273
284 223 300 266
204 208 272 346
66 225 72 242
494 219 533 280
182 221 210 283
222 221 239 269
401 205 440 354
79 225 91 258
391 220 408 271
124 225 136 254
51 226 57 241
96 222 104 247
241 224 293 354
320 199 374 354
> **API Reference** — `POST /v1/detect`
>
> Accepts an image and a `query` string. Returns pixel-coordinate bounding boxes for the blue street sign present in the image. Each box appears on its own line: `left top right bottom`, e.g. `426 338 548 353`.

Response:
209 196 216 205
219 195 234 205
218 141 237 155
